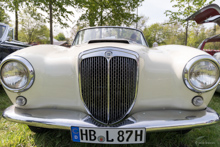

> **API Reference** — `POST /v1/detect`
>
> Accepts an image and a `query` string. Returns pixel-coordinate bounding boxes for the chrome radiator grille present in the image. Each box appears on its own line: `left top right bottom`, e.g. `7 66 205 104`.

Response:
81 57 108 123
109 57 137 124
79 49 138 124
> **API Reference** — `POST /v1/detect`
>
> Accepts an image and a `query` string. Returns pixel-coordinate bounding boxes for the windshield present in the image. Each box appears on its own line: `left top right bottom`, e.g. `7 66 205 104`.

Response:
73 27 147 46
0 25 6 40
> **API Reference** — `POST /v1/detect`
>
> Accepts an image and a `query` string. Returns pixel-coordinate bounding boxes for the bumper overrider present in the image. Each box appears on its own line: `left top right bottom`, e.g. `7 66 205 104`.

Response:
2 105 219 132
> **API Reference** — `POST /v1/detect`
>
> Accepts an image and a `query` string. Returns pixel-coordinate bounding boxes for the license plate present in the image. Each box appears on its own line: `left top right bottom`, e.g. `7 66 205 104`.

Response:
71 127 146 144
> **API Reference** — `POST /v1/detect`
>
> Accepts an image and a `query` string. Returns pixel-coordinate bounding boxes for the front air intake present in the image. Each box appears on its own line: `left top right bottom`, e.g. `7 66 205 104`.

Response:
79 48 139 124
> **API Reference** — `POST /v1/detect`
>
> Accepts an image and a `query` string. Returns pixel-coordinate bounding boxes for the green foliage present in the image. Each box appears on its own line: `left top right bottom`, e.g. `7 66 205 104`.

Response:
55 33 66 41
134 15 149 31
142 21 219 48
162 23 186 45
143 22 185 47
204 42 220 50
143 23 164 47
1 0 24 11
18 7 49 44
203 25 220 50
32 0 76 44
33 0 75 27
165 0 214 25
0 4 10 24
76 0 144 27
165 0 215 45
19 25 50 44
187 25 207 47
2 0 27 39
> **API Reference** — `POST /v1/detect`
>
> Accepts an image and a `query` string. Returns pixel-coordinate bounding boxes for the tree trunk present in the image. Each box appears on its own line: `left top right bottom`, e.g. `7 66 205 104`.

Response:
185 1 190 46
15 9 18 40
136 7 138 29
100 7 103 26
49 1 53 44
185 20 189 46
100 0 103 26
214 24 216 35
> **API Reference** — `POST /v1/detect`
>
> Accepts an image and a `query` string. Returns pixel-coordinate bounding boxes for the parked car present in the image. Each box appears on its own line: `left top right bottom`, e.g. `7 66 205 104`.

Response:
187 4 220 93
198 34 220 56
0 23 29 62
1 26 220 144
187 4 220 56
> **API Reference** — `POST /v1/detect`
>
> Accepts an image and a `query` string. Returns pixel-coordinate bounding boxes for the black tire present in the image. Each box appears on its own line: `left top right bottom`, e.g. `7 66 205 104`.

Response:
28 125 50 133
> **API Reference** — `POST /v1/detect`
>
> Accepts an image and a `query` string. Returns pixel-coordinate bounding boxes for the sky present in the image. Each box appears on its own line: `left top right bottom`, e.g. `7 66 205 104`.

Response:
139 0 220 26
6 0 220 38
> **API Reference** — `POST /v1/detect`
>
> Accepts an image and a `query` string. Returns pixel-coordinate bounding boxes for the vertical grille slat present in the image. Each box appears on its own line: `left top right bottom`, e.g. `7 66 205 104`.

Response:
80 53 137 124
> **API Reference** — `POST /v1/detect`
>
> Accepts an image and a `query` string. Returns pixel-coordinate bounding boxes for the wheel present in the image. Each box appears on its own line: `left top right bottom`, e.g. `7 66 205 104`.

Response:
28 125 50 133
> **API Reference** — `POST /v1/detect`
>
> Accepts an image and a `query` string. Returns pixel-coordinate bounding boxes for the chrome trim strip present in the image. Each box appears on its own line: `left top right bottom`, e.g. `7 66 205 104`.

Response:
3 105 219 132
0 55 35 92
183 55 220 93
78 47 139 125
107 57 110 122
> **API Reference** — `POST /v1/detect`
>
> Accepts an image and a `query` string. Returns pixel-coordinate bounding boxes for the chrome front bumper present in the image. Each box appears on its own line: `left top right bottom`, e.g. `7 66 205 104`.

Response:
2 105 219 132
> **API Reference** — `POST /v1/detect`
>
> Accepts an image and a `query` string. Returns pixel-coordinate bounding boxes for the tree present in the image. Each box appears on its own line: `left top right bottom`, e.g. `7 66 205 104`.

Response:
132 15 149 31
143 23 163 47
0 3 10 24
203 25 220 49
165 0 214 45
19 25 50 44
33 0 76 44
187 25 207 47
76 0 144 27
55 33 66 41
35 25 50 44
18 7 49 44
143 22 186 47
2 0 26 40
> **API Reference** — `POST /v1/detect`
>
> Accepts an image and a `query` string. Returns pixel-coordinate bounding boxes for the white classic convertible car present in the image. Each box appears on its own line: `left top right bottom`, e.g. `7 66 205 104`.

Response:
1 26 220 144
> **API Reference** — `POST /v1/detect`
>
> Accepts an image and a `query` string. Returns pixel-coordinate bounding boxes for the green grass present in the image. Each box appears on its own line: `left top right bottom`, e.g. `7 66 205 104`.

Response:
0 87 220 147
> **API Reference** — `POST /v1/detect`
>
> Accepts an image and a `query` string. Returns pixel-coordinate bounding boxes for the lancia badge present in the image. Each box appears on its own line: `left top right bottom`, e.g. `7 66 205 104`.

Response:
105 51 113 60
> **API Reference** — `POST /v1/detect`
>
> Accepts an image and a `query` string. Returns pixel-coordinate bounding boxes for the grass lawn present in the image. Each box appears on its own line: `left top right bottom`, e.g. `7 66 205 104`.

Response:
0 86 220 147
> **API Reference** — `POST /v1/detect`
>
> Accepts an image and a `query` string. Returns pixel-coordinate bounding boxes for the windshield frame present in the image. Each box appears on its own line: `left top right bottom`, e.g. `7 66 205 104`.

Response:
0 23 9 42
0 25 6 41
72 26 149 47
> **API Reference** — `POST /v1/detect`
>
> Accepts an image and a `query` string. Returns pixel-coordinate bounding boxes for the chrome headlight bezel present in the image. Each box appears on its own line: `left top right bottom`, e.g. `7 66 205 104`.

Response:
183 55 220 93
0 56 35 92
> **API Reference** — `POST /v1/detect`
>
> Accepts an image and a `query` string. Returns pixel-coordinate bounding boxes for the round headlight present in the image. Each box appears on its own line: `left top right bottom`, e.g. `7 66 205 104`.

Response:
0 56 34 92
189 60 219 89
183 55 220 92
1 62 28 89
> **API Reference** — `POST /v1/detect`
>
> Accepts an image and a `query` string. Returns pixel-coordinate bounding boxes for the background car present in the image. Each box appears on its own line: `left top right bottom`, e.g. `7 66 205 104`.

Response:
1 26 220 144
0 23 29 62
